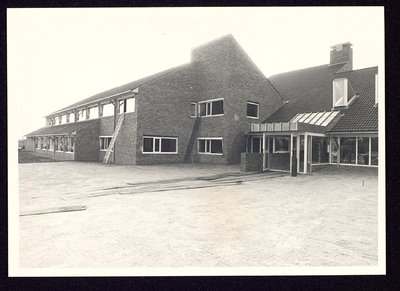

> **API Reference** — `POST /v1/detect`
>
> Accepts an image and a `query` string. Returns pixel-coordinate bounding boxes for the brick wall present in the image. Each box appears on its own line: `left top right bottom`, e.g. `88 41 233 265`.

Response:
74 120 100 161
269 153 290 171
241 152 263 172
191 34 284 165
135 65 197 165
114 112 137 164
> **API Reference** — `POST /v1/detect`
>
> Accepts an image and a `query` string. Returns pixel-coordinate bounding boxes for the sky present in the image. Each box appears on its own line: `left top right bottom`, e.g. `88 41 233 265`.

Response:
8 7 384 142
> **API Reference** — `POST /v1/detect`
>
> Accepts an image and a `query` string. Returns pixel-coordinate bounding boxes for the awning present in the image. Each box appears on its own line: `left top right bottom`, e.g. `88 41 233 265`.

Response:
249 111 341 134
24 119 99 137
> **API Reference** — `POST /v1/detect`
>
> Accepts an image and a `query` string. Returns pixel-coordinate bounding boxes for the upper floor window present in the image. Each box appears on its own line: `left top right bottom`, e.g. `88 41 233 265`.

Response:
333 78 348 107
199 99 223 117
88 106 99 119
102 103 114 117
76 109 86 121
190 102 197 117
60 115 66 124
119 97 135 114
247 101 259 119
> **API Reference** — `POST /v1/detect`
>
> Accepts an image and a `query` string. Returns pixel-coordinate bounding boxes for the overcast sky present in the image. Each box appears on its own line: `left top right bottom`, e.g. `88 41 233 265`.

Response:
8 7 384 141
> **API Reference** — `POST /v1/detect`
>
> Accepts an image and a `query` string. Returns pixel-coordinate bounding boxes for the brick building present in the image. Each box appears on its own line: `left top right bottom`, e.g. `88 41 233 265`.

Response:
24 36 379 172
244 42 379 173
24 34 284 165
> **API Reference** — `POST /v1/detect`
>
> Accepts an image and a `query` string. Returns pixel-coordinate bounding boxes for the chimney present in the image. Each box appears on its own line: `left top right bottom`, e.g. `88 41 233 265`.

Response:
330 42 353 72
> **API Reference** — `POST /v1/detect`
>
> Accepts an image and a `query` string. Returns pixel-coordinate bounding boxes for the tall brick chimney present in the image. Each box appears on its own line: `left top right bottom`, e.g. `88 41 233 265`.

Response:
330 42 353 72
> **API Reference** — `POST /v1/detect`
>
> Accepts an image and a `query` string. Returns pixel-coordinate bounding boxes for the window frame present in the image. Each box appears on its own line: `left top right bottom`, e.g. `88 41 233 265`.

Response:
190 102 197 118
273 136 290 153
247 101 259 119
197 137 223 155
118 97 135 114
99 136 113 151
142 136 178 154
198 98 224 117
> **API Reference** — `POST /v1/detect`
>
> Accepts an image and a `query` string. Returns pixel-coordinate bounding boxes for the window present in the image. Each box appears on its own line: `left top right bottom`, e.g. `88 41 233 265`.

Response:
247 101 259 119
274 137 289 153
142 137 178 154
88 107 98 119
370 137 378 165
311 137 329 163
100 137 112 151
333 78 348 107
57 137 64 151
60 115 66 124
251 137 263 153
102 103 114 117
66 136 74 152
119 98 135 114
190 102 197 117
77 109 86 121
340 137 356 164
198 138 223 154
357 137 369 165
199 99 224 116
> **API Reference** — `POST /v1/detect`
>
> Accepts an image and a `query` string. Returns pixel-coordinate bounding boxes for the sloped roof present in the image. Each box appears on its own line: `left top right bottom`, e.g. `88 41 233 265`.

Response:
264 64 378 133
24 119 99 137
47 62 191 116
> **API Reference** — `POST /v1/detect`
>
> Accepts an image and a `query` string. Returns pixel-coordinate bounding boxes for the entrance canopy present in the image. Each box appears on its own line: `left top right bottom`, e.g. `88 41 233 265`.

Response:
249 111 341 135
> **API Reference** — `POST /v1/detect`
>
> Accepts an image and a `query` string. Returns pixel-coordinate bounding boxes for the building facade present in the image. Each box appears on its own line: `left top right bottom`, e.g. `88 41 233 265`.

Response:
25 36 379 172
24 35 284 165
243 42 379 173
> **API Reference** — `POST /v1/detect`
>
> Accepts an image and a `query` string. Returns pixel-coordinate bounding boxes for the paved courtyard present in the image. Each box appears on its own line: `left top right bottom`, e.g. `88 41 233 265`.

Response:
17 160 379 269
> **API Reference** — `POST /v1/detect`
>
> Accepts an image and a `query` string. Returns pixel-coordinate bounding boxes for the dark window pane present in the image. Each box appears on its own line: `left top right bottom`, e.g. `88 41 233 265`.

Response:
252 137 261 153
200 103 206 116
212 100 223 115
161 138 176 152
357 137 369 165
275 137 289 152
211 140 223 153
340 137 356 164
155 138 160 152
247 102 258 117
371 137 378 165
199 140 206 152
191 103 196 117
143 138 153 152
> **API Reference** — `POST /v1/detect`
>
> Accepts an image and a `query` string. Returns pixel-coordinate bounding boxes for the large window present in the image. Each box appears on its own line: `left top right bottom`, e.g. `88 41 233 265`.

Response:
142 137 178 154
198 138 223 154
340 137 356 164
247 101 259 119
371 137 378 165
100 137 112 151
199 99 224 116
274 137 289 153
312 137 329 163
357 137 369 165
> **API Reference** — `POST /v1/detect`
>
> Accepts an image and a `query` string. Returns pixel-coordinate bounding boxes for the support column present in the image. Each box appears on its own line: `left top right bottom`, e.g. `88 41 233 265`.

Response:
304 133 308 173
